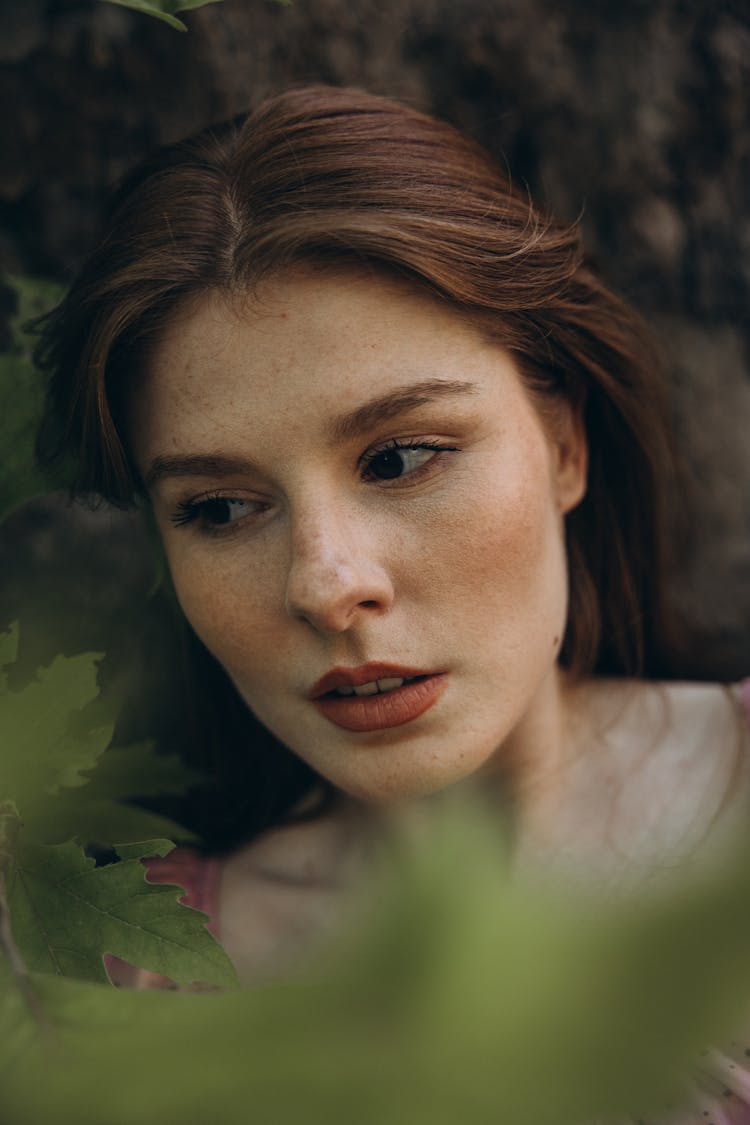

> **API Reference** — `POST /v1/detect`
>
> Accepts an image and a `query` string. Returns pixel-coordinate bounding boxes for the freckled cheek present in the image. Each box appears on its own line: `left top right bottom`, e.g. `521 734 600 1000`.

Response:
442 479 567 681
414 467 557 612
165 548 284 671
476 490 553 587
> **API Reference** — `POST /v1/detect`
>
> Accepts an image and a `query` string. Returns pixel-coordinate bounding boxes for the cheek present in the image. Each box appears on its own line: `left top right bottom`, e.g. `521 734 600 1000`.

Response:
426 444 568 653
432 443 562 591
164 545 288 674
478 483 550 575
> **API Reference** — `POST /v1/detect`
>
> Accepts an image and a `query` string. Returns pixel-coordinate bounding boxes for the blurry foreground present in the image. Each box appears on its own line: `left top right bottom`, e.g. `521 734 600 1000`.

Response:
2 735 750 1125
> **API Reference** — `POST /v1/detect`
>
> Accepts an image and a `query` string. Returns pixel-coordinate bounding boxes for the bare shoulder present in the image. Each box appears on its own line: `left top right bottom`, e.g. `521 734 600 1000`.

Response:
567 676 750 870
578 676 749 764
216 802 365 983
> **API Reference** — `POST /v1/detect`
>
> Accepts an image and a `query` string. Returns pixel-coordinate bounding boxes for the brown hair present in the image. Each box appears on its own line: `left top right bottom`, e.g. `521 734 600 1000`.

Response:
35 86 677 836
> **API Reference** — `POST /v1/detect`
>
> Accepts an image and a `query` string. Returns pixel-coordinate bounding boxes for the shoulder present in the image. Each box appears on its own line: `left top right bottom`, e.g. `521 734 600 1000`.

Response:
118 806 365 989
632 679 750 835
581 675 749 732
579 676 750 778
552 676 750 880
216 803 366 983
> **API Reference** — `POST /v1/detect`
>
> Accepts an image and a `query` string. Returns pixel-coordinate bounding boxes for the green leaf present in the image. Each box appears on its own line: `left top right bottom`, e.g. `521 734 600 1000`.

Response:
1 807 750 1125
0 932 44 1085
25 741 199 846
100 0 226 32
0 619 197 842
0 642 112 819
7 837 236 987
0 622 19 672
0 828 749 1125
0 277 65 522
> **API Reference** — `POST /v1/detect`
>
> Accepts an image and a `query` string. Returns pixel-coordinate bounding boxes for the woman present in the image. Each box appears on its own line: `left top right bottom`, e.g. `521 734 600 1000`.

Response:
35 84 750 1110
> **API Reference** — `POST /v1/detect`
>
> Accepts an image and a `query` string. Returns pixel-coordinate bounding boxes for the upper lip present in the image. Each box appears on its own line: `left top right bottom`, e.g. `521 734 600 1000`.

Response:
309 662 436 699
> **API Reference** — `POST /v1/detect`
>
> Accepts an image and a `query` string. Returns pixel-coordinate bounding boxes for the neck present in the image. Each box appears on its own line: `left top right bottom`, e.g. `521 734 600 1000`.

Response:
368 664 580 848
484 663 582 842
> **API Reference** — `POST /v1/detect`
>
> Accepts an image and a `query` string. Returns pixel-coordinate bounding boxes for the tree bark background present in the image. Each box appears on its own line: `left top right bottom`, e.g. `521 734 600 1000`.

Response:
1 0 748 678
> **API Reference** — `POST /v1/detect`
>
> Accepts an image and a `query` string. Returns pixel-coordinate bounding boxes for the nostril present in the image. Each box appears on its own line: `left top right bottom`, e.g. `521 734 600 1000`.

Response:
284 544 395 632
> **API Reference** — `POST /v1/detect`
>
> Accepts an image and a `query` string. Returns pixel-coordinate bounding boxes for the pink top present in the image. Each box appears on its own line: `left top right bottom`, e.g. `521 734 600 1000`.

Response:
108 680 750 1124
142 849 222 936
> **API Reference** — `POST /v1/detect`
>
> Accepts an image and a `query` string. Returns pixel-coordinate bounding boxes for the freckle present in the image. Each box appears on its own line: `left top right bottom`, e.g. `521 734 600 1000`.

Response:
552 635 560 647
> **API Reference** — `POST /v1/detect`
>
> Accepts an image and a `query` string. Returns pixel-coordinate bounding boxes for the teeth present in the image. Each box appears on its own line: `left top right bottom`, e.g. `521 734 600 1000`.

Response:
353 681 379 696
337 677 407 698
377 677 405 691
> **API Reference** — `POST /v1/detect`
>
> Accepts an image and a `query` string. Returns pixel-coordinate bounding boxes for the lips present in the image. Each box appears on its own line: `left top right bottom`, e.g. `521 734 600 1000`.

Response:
310 662 433 698
310 663 447 733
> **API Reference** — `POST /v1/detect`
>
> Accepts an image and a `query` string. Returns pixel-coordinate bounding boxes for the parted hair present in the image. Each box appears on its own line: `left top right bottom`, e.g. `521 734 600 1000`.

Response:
35 86 678 840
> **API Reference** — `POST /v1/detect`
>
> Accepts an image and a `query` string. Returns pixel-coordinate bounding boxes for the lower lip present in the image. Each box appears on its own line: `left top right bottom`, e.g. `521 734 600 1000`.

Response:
313 675 447 733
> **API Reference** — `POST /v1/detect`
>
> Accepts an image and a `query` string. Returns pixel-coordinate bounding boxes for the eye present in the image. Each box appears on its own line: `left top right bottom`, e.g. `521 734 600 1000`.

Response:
361 441 456 484
171 494 264 532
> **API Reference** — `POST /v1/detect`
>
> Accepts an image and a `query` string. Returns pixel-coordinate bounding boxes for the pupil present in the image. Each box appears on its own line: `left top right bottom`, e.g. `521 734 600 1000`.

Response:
374 450 405 480
206 498 233 524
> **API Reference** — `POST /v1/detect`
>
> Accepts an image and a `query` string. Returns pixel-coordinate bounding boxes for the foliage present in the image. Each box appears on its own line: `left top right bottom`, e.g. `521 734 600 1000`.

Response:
100 0 227 32
100 0 292 34
0 277 65 521
0 621 237 993
2 792 750 1125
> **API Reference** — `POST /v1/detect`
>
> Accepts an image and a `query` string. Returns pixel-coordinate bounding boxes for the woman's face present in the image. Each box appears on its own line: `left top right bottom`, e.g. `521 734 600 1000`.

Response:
133 271 587 802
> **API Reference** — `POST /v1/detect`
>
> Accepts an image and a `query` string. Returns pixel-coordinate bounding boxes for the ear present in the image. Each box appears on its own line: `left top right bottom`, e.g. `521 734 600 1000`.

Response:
549 402 588 515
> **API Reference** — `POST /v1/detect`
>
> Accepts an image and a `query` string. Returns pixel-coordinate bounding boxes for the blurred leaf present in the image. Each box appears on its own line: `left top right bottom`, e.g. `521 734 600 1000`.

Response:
0 622 19 671
0 277 65 522
25 742 200 846
0 623 220 999
0 622 198 844
1 800 750 1125
100 0 226 32
7 837 236 987
0 930 46 1087
0 628 111 819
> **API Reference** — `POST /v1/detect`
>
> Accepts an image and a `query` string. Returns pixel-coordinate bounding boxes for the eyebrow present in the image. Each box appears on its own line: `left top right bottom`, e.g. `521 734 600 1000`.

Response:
144 453 259 490
144 379 478 490
328 378 478 442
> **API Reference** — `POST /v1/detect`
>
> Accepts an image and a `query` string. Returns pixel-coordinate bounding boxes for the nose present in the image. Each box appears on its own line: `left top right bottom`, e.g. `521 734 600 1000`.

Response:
284 506 395 633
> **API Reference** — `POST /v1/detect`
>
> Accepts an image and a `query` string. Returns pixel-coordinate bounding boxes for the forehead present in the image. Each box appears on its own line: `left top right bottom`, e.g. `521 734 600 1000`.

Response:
130 270 525 462
153 271 486 381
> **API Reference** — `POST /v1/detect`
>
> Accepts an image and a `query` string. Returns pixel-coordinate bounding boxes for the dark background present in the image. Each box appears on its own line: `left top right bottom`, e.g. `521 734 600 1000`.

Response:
1 0 748 678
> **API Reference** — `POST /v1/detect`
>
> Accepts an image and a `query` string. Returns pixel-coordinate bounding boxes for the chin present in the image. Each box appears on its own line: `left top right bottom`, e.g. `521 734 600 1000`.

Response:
321 747 498 806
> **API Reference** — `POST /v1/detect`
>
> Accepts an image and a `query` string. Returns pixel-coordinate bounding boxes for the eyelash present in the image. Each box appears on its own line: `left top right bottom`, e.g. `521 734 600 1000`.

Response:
359 438 458 483
170 493 259 532
169 439 459 535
